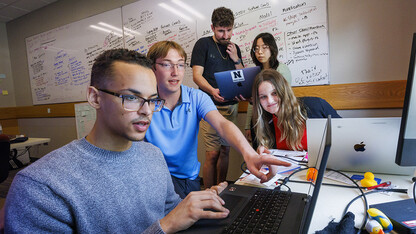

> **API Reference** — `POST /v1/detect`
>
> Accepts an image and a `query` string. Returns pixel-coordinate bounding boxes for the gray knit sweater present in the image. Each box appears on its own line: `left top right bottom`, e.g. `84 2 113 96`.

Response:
5 138 181 233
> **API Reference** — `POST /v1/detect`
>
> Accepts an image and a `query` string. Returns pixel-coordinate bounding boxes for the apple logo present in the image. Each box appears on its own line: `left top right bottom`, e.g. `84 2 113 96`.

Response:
354 141 366 152
237 82 243 87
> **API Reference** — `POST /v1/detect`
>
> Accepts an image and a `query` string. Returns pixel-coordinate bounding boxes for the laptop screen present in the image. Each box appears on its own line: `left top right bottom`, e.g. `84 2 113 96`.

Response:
301 116 332 233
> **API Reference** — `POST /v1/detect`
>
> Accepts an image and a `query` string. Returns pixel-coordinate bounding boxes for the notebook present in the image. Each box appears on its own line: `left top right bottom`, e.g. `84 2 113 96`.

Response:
307 117 416 175
181 116 332 234
214 66 261 100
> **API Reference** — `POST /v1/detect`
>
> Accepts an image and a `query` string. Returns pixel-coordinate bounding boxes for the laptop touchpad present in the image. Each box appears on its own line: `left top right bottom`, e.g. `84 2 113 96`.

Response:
222 194 245 211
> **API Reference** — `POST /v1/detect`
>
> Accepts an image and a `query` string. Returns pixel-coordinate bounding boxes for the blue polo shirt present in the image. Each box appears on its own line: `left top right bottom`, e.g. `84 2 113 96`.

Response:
145 85 217 180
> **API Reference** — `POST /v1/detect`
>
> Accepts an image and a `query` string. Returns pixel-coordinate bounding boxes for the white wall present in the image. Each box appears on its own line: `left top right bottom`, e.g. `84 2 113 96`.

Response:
18 118 77 158
0 22 16 107
328 1 416 84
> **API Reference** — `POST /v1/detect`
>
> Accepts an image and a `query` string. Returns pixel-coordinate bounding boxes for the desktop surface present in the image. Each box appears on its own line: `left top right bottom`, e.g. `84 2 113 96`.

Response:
10 137 50 150
286 171 413 233
236 169 413 233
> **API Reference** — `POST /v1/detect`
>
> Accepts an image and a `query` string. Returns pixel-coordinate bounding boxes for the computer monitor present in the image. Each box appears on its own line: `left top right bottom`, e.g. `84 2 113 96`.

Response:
396 33 416 166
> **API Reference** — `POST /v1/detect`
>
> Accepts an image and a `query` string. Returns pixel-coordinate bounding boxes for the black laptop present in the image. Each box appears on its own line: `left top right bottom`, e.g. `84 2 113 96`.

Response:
214 66 261 101
181 117 332 234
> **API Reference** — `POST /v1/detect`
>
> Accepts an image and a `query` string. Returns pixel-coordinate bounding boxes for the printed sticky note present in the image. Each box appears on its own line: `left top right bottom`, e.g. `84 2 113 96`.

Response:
2 90 8 95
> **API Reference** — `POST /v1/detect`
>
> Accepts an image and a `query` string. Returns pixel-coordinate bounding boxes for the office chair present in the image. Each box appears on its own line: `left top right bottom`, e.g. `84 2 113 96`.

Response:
0 134 10 183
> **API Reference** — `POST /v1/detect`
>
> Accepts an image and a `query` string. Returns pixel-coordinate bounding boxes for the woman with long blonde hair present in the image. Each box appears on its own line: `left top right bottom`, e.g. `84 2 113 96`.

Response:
244 32 292 143
252 69 307 151
252 69 341 153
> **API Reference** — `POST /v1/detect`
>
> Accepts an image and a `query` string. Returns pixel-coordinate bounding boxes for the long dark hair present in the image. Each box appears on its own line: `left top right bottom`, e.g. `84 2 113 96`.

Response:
250 32 279 69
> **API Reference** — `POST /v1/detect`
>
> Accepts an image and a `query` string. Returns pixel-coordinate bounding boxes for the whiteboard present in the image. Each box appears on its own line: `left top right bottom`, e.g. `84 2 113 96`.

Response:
122 0 198 88
25 8 123 105
26 0 329 105
122 0 329 87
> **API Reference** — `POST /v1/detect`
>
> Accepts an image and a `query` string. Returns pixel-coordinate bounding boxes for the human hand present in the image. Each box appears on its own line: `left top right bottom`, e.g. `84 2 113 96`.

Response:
234 94 247 102
256 145 270 155
244 129 252 143
226 42 239 62
245 149 291 183
211 88 225 102
207 181 228 195
160 187 230 233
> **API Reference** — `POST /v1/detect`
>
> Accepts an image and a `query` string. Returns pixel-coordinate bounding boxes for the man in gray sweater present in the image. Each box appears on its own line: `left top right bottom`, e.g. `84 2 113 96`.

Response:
4 49 229 233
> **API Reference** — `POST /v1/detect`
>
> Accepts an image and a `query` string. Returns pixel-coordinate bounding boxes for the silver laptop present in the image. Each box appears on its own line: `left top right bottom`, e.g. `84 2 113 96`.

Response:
307 117 415 175
214 66 261 100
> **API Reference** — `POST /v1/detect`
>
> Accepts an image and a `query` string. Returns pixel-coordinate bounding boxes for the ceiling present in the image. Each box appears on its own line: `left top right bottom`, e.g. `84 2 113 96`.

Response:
0 0 58 23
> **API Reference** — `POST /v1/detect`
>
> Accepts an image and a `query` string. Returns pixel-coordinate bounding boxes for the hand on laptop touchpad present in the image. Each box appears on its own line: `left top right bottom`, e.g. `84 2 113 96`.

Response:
202 193 244 214
221 194 245 213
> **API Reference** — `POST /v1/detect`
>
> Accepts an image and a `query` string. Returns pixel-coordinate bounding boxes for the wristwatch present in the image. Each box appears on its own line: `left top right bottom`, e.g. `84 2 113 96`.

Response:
234 58 242 65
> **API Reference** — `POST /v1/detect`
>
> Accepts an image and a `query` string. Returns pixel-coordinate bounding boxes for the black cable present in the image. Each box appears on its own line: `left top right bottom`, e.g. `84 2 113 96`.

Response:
375 188 408 193
324 169 368 231
282 168 369 231
241 161 411 230
276 166 368 189
282 179 409 193
240 161 248 174
281 167 309 184
283 179 365 189
274 183 291 192
16 146 31 157
343 188 408 224
274 155 307 164
343 190 379 215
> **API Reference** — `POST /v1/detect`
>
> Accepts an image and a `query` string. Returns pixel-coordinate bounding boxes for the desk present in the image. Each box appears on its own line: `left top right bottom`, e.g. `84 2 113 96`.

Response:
237 171 413 233
289 171 412 233
10 138 50 150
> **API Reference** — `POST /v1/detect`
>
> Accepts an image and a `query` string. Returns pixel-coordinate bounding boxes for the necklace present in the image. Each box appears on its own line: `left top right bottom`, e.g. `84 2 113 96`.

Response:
215 41 228 60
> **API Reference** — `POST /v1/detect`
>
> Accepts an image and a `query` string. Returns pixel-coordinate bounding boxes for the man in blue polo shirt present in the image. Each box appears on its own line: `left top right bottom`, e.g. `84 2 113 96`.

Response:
145 41 290 198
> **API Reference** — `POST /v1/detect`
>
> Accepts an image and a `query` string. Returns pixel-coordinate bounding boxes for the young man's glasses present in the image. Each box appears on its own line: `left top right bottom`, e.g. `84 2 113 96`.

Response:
253 45 270 53
156 62 187 71
98 89 165 112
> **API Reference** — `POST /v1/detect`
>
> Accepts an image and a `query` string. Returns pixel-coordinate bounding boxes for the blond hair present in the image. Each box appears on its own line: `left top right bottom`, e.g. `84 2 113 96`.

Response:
252 69 306 150
147 41 187 64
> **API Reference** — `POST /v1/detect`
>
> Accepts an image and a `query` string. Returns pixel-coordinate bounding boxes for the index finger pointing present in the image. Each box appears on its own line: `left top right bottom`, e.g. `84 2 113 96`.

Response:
259 154 292 167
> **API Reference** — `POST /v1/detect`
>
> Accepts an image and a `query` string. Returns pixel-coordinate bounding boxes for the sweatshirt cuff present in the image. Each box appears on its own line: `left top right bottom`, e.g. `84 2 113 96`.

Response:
142 221 166 234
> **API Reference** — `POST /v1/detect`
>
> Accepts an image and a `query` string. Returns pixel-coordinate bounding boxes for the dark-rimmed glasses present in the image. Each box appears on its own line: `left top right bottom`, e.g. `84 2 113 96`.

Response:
98 89 165 112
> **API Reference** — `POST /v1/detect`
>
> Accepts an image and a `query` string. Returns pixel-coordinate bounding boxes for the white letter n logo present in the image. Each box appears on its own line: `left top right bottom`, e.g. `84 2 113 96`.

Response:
231 70 245 82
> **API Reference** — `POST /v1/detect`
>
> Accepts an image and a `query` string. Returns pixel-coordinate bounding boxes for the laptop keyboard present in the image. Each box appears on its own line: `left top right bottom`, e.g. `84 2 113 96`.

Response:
222 189 291 234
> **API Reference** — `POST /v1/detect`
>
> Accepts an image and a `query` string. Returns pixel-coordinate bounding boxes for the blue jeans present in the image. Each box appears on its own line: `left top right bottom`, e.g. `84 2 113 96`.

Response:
171 176 201 199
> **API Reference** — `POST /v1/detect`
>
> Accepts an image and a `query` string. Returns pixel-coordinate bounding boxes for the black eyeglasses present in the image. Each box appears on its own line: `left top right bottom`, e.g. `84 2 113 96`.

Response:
98 89 165 112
